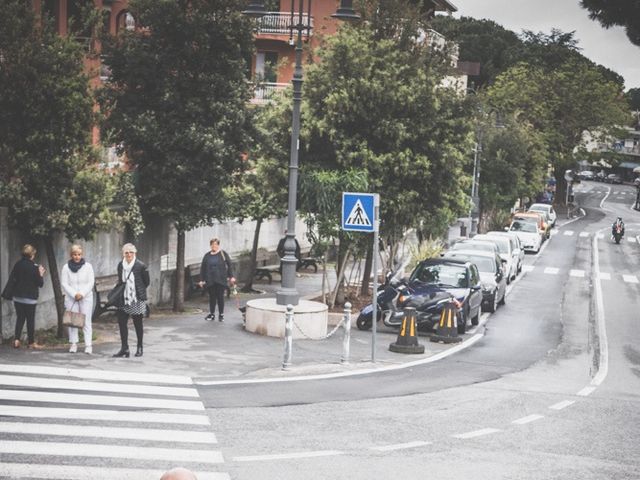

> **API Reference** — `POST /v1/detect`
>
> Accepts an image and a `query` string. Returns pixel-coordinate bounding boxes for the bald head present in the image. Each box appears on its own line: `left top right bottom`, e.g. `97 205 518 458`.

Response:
160 468 198 480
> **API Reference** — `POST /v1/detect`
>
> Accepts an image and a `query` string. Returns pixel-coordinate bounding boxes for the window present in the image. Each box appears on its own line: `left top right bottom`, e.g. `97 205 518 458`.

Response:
41 0 60 33
115 9 135 33
67 0 93 40
255 51 278 83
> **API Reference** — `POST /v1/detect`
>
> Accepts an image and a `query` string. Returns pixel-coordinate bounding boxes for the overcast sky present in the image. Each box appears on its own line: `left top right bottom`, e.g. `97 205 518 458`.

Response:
450 0 640 90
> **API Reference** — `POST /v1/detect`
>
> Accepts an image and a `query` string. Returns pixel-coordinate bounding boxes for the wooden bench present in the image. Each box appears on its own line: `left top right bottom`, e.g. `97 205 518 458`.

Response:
254 249 280 284
92 274 119 320
186 263 230 298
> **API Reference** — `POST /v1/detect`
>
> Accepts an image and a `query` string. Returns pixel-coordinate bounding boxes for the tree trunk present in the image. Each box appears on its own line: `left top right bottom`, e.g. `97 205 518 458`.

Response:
43 236 65 338
241 217 262 293
360 242 373 297
330 246 351 308
173 230 185 312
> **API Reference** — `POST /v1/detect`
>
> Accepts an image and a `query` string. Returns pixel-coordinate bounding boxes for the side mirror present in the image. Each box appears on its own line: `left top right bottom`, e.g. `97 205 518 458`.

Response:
471 284 482 292
504 227 509 231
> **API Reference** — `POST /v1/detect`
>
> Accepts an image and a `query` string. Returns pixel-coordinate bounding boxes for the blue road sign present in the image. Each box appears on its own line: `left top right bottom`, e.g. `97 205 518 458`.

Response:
342 192 376 232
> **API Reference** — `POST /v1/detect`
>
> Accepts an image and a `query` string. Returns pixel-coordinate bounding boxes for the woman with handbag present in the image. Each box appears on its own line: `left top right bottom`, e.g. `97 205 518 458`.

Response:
60 245 95 354
5 244 46 349
113 243 149 358
198 237 235 322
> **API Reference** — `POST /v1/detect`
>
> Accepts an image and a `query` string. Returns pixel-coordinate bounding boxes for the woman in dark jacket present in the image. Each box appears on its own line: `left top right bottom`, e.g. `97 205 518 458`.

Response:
6 244 46 349
198 238 235 322
112 243 149 358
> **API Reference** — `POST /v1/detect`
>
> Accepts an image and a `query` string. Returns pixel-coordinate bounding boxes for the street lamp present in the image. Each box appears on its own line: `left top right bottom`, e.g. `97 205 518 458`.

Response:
243 0 359 306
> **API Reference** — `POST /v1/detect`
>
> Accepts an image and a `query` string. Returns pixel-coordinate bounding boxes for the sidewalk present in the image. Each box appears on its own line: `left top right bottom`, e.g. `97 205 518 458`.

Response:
0 268 479 383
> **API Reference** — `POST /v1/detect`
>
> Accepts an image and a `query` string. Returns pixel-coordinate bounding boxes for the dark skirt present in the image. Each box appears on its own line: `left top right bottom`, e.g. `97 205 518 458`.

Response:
122 300 146 316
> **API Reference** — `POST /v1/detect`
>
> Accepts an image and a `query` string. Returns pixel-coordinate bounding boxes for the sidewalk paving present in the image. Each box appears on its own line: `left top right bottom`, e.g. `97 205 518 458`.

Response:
0 269 479 383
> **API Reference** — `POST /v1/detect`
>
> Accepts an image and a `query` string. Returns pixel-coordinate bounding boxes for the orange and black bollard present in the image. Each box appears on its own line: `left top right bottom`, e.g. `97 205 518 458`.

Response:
430 300 462 344
389 307 425 354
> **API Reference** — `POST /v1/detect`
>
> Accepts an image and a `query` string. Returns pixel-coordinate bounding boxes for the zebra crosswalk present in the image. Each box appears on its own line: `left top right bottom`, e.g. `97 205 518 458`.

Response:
550 230 638 242
0 364 228 479
521 266 639 284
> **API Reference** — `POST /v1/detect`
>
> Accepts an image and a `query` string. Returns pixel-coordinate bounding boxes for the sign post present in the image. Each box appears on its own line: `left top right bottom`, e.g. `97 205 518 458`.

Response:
342 192 379 362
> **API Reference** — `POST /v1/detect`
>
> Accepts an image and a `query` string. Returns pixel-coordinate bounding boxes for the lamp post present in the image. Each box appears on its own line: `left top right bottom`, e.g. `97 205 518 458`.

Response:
243 0 359 306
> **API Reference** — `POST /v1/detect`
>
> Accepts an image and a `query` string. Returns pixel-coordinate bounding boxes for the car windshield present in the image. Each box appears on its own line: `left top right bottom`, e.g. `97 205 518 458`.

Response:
452 241 495 253
510 221 537 233
530 206 548 213
448 255 496 273
410 263 468 287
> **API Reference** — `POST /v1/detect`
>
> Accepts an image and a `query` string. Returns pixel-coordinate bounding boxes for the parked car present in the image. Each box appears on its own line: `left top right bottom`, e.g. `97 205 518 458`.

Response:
577 170 594 181
450 239 500 256
471 233 517 283
595 171 607 182
528 203 557 227
407 258 483 333
508 220 542 253
513 211 550 240
443 250 507 313
485 230 525 274
606 173 623 184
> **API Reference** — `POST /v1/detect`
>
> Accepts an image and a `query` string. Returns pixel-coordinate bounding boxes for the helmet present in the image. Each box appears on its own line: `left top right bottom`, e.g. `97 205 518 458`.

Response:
617 216 623 221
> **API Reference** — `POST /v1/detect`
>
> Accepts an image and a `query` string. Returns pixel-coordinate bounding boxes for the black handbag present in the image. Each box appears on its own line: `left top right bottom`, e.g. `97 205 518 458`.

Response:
105 269 133 308
1 273 16 301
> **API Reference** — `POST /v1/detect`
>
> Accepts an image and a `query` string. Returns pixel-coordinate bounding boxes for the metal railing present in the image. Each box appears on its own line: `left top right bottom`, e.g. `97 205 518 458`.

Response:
252 82 289 104
256 12 314 36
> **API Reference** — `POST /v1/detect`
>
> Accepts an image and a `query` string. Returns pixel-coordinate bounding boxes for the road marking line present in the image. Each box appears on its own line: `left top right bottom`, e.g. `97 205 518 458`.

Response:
0 405 210 425
0 364 192 385
370 441 431 452
544 267 559 274
597 233 604 239
0 464 229 480
550 230 559 236
598 272 611 280
549 400 575 410
0 422 217 444
453 428 501 439
563 231 574 236
233 450 344 462
579 232 590 237
569 269 585 277
628 237 638 243
577 386 597 396
522 265 535 272
0 389 204 411
622 274 639 283
0 440 223 464
0 374 198 398
512 414 544 425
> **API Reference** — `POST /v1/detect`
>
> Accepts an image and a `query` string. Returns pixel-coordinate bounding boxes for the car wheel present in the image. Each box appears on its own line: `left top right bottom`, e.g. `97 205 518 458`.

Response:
356 313 373 331
487 292 498 313
457 308 467 334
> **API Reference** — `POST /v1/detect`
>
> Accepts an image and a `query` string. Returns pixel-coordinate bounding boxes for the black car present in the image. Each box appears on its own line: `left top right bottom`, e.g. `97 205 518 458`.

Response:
406 258 483 333
606 173 622 184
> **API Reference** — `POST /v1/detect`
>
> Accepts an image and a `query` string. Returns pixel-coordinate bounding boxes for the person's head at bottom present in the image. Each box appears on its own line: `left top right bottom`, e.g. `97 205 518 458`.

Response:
160 467 198 480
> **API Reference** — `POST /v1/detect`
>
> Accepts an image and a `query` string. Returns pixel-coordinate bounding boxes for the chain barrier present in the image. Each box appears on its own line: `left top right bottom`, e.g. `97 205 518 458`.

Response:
291 315 344 340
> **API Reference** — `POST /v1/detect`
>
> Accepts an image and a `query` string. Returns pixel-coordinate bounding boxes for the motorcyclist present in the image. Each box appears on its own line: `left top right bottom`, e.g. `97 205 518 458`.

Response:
612 217 625 237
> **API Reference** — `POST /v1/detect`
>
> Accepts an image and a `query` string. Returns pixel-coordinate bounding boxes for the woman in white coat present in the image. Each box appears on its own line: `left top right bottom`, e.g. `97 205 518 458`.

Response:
61 245 95 354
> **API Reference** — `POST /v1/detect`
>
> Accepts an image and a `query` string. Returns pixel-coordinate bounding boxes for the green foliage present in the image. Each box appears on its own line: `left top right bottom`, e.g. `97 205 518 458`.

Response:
627 88 640 111
581 0 640 46
407 236 445 271
112 172 145 237
99 0 256 232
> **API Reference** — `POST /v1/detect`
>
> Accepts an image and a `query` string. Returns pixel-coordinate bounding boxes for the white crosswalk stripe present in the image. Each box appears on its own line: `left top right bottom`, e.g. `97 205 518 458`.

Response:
597 233 605 239
598 272 611 280
579 232 590 237
0 365 227 479
623 274 639 284
569 269 585 277
544 267 559 275
522 265 535 272
563 230 574 236
628 237 637 243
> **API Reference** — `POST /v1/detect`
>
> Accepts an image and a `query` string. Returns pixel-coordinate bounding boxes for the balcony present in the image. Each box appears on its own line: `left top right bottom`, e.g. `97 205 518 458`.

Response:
255 12 314 38
251 82 289 105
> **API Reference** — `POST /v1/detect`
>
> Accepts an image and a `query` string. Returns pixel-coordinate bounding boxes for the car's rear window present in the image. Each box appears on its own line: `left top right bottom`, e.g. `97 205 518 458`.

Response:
452 242 495 253
448 255 496 273
410 263 468 287
511 221 537 233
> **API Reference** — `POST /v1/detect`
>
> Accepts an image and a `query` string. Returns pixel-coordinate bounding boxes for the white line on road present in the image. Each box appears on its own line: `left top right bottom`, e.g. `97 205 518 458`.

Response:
512 414 544 425
577 386 597 396
569 269 585 277
563 231 574 236
0 464 229 480
590 227 609 390
0 389 204 411
544 267 559 275
628 237 638 243
522 265 535 273
0 405 210 425
549 400 575 410
623 274 639 283
0 364 192 385
597 233 604 239
369 441 432 452
598 272 611 280
0 440 223 464
0 374 199 397
579 232 590 237
232 450 344 462
0 422 217 444
453 428 501 439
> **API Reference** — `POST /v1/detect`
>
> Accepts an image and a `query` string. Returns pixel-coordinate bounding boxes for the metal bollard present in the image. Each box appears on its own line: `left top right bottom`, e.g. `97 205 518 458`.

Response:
341 302 352 364
282 304 294 370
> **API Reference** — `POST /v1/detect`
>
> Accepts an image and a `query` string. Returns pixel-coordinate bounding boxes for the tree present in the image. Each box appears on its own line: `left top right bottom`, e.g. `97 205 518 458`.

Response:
99 0 255 311
581 0 640 47
0 0 113 337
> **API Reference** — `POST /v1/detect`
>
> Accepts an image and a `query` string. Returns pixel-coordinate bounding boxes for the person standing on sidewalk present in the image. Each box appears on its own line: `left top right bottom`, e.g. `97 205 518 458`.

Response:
198 238 235 322
113 243 149 358
60 244 95 354
6 244 46 349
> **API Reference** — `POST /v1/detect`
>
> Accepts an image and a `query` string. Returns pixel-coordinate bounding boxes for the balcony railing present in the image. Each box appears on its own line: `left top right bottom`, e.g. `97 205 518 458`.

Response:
252 82 289 104
256 12 314 37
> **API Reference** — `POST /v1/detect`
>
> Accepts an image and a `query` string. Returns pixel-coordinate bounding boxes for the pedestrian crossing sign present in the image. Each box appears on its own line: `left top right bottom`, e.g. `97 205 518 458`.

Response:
342 192 377 232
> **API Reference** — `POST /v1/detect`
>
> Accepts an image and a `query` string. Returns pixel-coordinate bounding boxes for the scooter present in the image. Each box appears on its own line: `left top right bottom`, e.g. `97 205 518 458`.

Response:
613 224 624 244
356 274 411 330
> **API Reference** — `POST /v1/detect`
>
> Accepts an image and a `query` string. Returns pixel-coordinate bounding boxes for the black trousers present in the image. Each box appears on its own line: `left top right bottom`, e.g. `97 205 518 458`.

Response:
14 302 36 344
116 311 143 349
207 284 226 316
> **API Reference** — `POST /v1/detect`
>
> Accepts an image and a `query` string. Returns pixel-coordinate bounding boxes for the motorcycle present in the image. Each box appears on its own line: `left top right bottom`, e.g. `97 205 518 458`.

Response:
613 224 624 244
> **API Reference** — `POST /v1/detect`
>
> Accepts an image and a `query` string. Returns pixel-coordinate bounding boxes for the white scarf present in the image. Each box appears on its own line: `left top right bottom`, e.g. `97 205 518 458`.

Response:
122 257 137 306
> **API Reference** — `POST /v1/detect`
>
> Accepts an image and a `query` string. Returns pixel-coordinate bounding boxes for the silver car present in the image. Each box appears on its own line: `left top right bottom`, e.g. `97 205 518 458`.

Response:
472 234 517 283
484 231 525 276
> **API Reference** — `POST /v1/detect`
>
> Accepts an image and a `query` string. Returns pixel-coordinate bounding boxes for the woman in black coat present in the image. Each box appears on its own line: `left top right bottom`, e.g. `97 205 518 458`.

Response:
4 244 46 349
112 243 149 358
198 237 235 322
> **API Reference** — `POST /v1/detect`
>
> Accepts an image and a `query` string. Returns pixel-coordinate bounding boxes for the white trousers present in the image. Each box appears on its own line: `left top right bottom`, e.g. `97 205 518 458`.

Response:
65 297 93 346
